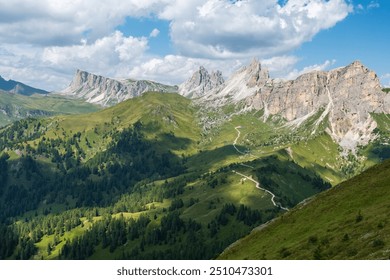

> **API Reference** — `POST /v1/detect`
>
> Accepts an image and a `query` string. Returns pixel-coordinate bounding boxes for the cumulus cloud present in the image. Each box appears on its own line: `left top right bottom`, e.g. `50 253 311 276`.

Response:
159 0 353 59
0 44 71 91
128 55 243 85
42 31 148 69
285 59 336 80
40 31 149 90
0 32 149 91
262 56 300 77
0 0 354 90
0 0 353 55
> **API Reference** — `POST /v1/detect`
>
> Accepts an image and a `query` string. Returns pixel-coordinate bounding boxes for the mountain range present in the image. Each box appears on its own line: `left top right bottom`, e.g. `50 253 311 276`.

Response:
0 59 390 260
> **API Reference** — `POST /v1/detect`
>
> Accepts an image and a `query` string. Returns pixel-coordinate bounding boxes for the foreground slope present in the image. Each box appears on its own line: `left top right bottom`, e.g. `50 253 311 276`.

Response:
219 159 390 260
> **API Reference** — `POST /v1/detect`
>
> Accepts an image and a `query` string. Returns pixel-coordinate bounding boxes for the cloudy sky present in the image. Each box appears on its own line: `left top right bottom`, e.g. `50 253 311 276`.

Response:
0 0 388 91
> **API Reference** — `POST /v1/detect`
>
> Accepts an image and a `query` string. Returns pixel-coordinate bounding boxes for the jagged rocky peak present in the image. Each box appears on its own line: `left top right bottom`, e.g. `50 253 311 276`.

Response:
179 66 225 99
244 58 270 88
198 58 271 103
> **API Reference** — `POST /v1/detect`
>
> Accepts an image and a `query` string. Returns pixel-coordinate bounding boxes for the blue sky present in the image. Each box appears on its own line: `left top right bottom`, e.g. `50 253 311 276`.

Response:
293 0 389 78
0 0 388 91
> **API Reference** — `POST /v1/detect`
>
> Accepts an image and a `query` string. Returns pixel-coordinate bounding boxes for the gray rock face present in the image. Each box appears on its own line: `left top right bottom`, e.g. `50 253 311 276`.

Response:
61 70 178 106
244 61 388 151
198 58 270 105
179 66 224 99
191 60 388 151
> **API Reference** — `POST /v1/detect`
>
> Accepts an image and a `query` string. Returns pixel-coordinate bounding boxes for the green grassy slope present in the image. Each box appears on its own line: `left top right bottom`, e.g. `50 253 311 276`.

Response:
0 91 100 127
219 159 390 260
3 92 390 260
0 92 333 260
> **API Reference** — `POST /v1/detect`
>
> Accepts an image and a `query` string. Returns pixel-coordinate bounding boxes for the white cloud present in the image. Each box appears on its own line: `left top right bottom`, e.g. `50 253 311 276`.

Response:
0 45 71 91
42 31 148 80
262 56 300 77
149 28 160 38
356 4 364 11
158 0 353 59
367 1 380 10
0 32 149 91
381 74 390 88
128 55 243 85
285 59 336 80
43 31 148 65
0 0 168 46
0 0 353 91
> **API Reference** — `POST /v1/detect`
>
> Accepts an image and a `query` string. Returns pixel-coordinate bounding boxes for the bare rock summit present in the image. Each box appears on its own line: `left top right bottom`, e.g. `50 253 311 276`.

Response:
178 66 224 99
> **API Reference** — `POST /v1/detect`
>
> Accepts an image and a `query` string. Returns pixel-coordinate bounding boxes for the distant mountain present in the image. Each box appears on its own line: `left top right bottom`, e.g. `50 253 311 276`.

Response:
178 66 224 99
0 75 48 96
60 70 178 106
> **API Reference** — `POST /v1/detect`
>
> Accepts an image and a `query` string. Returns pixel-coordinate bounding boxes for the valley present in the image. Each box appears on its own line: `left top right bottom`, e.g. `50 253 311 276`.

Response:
1 60 390 260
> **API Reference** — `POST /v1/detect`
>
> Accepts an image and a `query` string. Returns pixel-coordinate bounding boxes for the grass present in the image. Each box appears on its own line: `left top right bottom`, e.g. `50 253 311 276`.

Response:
219 159 390 260
179 171 274 225
34 219 94 260
290 133 344 185
0 91 100 127
6 92 390 260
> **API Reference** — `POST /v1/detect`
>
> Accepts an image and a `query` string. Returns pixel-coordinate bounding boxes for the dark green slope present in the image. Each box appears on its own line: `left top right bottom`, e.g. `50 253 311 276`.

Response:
219 159 390 260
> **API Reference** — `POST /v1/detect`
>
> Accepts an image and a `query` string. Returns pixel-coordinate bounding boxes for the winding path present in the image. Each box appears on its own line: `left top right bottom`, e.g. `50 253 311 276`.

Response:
232 126 289 212
233 126 246 155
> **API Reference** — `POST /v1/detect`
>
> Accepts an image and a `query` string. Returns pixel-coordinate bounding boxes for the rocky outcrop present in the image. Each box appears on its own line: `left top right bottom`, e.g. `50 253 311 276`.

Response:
244 61 388 151
200 58 270 105
61 70 178 106
178 66 224 99
193 60 388 152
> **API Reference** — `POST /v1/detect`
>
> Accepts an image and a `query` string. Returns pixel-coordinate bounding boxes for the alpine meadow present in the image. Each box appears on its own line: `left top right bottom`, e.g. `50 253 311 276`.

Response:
1 0 390 262
1 58 390 260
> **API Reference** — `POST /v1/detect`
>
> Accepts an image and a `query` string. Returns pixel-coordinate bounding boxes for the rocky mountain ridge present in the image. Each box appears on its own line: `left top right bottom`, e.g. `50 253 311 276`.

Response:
181 60 389 152
61 70 178 106
245 61 389 152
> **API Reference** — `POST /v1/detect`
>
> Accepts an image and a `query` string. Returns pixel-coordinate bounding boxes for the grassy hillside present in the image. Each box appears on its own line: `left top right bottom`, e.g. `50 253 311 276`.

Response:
219 159 390 260
2 92 390 260
0 91 99 127
0 92 333 260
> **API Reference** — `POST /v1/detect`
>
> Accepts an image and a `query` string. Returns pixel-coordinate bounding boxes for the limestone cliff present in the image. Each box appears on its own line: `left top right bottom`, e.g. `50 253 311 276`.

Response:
244 61 388 151
61 70 178 106
185 60 388 152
